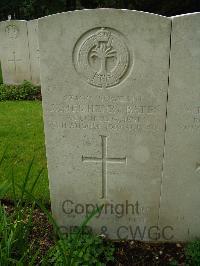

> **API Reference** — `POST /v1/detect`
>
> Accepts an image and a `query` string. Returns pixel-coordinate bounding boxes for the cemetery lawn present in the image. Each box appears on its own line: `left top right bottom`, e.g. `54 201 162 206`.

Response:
0 100 50 203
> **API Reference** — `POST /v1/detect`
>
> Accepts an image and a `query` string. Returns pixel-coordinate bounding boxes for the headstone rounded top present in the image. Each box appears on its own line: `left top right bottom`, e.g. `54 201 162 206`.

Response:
38 8 169 23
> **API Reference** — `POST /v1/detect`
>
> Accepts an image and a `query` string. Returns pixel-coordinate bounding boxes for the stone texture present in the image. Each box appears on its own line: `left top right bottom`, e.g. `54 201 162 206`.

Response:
27 19 40 84
0 20 31 84
39 9 171 240
159 13 200 241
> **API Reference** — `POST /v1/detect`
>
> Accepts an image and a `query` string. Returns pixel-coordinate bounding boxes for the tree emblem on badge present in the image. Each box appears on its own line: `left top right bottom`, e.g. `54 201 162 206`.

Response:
73 28 130 89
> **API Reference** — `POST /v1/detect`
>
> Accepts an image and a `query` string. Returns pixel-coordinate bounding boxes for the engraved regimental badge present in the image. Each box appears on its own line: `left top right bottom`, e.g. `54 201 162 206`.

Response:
73 28 130 89
5 24 19 39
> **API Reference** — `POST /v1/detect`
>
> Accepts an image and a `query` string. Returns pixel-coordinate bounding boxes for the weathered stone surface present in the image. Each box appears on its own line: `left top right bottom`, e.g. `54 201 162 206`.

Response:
159 13 200 241
27 19 40 84
39 9 171 240
0 20 31 84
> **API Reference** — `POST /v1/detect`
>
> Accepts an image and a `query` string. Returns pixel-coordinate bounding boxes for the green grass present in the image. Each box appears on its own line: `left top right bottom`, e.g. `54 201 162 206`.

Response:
0 62 3 84
0 101 49 203
0 169 113 265
186 239 200 265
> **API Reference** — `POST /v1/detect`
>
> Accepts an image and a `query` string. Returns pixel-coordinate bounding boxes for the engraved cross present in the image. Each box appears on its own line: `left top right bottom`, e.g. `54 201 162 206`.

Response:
82 135 127 199
8 51 22 73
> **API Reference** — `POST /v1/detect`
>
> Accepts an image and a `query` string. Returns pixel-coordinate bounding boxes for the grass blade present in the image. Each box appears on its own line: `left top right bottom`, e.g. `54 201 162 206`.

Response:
0 180 11 199
30 168 44 194
15 183 68 265
20 156 35 203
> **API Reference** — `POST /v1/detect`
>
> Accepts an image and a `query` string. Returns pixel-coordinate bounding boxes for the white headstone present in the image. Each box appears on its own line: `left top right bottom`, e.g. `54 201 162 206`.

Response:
39 9 171 240
27 19 40 85
0 20 31 84
159 13 200 241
